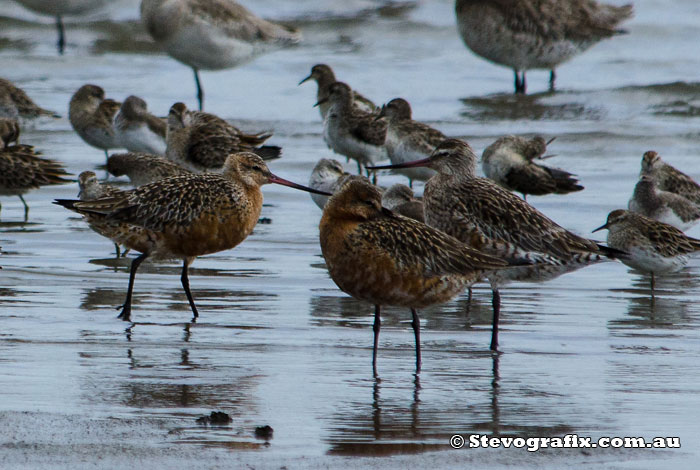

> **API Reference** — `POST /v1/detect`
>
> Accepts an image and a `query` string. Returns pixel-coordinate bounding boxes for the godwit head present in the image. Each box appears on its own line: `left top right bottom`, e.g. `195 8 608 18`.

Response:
368 138 478 177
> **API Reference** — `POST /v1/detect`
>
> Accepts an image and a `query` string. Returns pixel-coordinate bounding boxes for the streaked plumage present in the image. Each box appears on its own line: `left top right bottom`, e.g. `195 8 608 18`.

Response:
376 98 439 187
320 82 388 177
381 184 424 222
0 142 71 220
0 78 58 119
594 209 700 292
628 174 700 231
640 150 700 206
140 0 301 109
107 152 191 187
482 135 583 199
455 0 633 93
299 64 376 119
0 118 21 148
113 96 167 155
369 139 620 350
55 152 328 322
166 102 280 172
319 179 509 372
69 84 122 163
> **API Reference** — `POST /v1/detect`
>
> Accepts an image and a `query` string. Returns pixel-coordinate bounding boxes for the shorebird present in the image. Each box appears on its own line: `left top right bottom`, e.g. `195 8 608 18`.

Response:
640 150 700 206
0 118 21 148
0 141 71 220
455 0 634 93
55 152 329 322
0 77 58 119
12 0 110 54
319 179 509 372
482 135 583 200
140 0 301 110
308 158 371 210
381 184 424 222
369 139 620 350
166 102 280 173
318 82 387 179
628 174 700 231
594 209 700 292
113 96 167 155
107 152 191 187
69 84 122 164
299 64 376 120
77 170 130 256
376 98 440 187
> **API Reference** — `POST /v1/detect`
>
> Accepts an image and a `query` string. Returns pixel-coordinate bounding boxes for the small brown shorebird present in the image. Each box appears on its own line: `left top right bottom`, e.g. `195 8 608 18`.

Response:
640 150 700 206
299 64 376 120
369 139 621 350
0 118 21 148
77 170 130 257
628 174 700 232
0 77 59 119
318 82 388 179
381 183 424 222
69 84 122 164
594 209 700 293
141 0 301 110
0 141 71 220
107 152 191 187
55 152 329 322
376 98 440 187
308 158 371 210
455 0 633 93
113 96 167 155
482 135 583 200
319 179 509 373
166 102 281 172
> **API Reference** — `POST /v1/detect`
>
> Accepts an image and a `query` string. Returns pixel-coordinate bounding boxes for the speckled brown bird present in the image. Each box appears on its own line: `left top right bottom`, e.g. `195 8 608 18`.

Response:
299 64 376 120
0 77 59 119
113 96 167 155
0 118 21 148
56 152 329 322
482 135 583 200
320 179 510 372
628 174 700 231
69 84 122 163
381 184 424 222
594 209 700 292
166 102 281 172
640 150 700 206
0 142 71 220
369 139 620 350
455 0 633 93
107 152 191 187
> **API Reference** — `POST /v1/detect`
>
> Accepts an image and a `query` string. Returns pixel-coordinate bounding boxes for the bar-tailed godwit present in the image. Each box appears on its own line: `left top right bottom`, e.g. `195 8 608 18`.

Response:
107 152 190 187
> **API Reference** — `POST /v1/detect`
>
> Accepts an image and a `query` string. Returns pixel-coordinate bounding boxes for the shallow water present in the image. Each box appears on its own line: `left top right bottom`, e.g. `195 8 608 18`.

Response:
1 0 700 468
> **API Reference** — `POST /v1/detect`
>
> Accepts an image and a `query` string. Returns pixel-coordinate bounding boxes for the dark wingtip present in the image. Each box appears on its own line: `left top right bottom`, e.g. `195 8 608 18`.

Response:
53 199 78 210
254 146 282 161
597 244 627 260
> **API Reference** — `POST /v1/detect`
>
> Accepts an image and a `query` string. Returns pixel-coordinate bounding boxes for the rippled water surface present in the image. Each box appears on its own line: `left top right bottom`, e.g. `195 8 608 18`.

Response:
2 0 700 468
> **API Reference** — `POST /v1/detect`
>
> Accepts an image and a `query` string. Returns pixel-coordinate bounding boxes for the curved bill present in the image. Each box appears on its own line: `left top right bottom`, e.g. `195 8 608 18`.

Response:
591 223 608 233
269 174 332 196
366 157 432 171
313 97 328 107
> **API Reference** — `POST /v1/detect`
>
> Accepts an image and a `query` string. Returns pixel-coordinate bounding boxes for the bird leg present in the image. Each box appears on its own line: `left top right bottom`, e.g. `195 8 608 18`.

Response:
193 68 204 111
56 15 65 55
113 243 121 258
650 272 655 296
411 308 422 373
19 195 29 222
514 70 527 94
490 289 501 351
372 304 381 375
117 252 149 321
181 258 199 320
549 70 556 92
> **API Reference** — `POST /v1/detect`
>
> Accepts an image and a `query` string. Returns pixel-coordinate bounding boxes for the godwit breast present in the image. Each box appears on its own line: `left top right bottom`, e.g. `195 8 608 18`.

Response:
0 137 71 220
318 82 387 179
56 152 328 322
628 174 700 231
0 77 58 119
166 102 280 173
482 135 583 200
594 209 700 292
69 84 122 164
107 152 191 187
455 0 633 93
376 98 440 187
140 0 301 110
113 96 167 155
381 183 424 222
299 64 376 120
319 179 509 373
13 0 110 54
369 139 621 350
640 150 700 206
